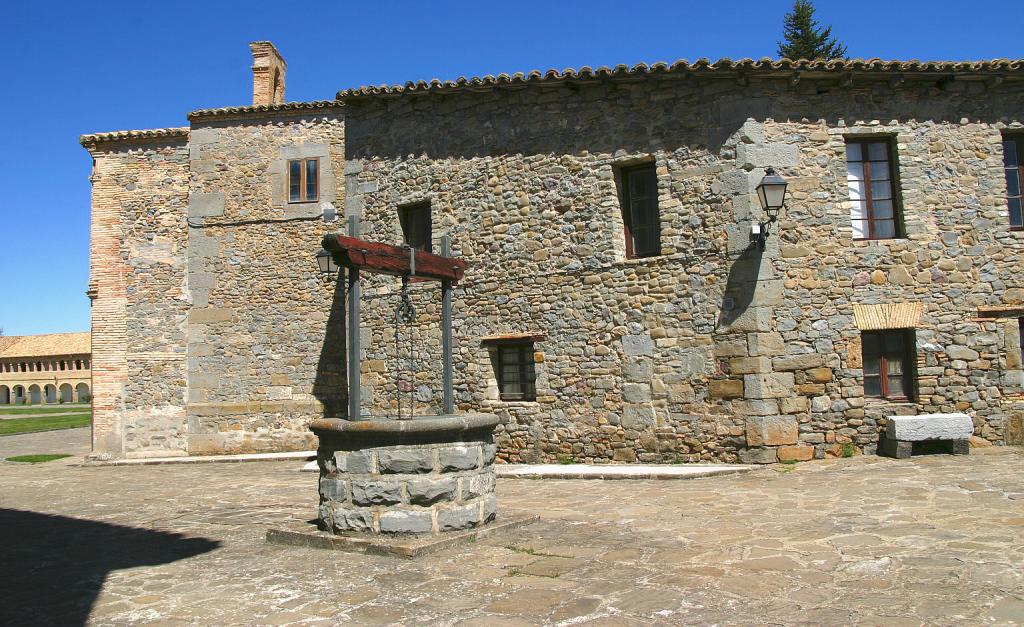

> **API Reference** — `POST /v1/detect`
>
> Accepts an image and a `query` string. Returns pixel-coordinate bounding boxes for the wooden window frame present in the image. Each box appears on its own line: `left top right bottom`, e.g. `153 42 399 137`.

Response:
619 163 661 259
1002 135 1024 230
287 157 320 203
845 138 903 240
494 342 537 402
398 202 433 253
861 329 916 401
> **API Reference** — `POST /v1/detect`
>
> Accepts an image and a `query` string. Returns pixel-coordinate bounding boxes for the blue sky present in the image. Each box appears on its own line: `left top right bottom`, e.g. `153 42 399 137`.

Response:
1 0 1020 336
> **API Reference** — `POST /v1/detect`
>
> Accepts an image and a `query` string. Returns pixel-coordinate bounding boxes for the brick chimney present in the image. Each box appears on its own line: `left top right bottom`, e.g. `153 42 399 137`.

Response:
250 41 286 106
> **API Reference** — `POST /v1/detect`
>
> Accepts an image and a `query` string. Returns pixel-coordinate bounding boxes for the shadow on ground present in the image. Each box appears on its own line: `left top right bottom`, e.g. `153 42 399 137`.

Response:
0 508 219 626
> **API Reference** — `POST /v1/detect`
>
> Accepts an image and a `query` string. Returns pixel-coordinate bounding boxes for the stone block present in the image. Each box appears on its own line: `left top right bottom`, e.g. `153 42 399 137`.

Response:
622 383 652 403
622 334 654 357
748 332 785 357
188 191 225 218
622 405 656 429
438 503 481 532
722 306 772 333
483 494 498 523
884 413 973 441
746 415 799 446
729 356 772 374
772 354 824 371
806 367 833 383
1007 412 1024 446
462 472 496 500
334 450 374 474
351 481 402 506
739 448 778 464
188 307 236 324
777 445 814 462
407 477 457 506
734 400 779 416
332 507 373 533
736 143 800 169
377 448 433 474
709 379 744 399
743 372 795 399
438 446 480 472
380 509 433 534
778 396 809 413
319 477 348 502
482 443 497 464
946 346 980 361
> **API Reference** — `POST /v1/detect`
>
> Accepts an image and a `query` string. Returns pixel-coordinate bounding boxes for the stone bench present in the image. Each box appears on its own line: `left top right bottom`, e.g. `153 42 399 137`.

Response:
879 413 973 459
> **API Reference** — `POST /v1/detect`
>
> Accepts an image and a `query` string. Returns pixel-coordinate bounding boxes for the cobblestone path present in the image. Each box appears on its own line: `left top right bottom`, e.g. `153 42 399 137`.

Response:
1 448 1022 625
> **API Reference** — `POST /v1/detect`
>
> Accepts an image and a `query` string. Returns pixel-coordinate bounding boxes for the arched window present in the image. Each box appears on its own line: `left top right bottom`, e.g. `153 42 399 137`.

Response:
36 361 43 371
75 359 82 370
59 361 66 371
20 362 27 372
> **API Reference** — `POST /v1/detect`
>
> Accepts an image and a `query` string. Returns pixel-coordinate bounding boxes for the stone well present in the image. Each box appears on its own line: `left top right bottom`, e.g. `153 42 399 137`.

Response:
311 413 500 534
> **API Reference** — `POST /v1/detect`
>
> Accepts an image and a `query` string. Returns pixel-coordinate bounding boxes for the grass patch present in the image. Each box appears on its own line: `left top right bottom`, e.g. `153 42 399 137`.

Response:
0 414 91 436
0 404 91 416
6 454 72 464
841 443 856 458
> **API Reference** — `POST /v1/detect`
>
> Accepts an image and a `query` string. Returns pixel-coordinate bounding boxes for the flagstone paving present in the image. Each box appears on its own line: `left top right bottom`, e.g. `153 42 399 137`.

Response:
1 447 1022 625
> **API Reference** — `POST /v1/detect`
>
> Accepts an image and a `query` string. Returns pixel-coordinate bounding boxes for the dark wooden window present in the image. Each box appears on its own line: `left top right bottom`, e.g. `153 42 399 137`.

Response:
620 164 661 258
399 202 432 252
1002 136 1024 229
495 343 536 402
1018 317 1024 357
861 329 915 401
846 139 901 240
287 158 319 203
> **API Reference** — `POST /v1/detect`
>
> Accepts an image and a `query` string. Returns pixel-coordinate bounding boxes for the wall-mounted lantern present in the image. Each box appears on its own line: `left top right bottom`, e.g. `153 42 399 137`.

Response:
315 248 338 279
751 167 789 251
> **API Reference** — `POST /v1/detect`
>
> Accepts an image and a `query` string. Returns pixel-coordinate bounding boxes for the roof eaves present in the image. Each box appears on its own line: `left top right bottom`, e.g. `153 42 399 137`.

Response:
187 100 343 121
336 57 1024 100
79 127 189 148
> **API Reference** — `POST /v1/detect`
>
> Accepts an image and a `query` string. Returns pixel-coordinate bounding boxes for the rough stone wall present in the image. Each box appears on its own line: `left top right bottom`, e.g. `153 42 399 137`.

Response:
184 111 346 455
86 137 190 458
343 76 1024 463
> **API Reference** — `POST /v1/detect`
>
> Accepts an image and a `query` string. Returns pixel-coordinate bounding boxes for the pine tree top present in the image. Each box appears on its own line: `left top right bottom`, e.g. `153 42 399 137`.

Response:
777 0 848 61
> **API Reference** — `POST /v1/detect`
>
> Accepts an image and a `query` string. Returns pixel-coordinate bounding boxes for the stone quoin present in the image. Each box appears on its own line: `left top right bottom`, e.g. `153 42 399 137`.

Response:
80 42 1024 462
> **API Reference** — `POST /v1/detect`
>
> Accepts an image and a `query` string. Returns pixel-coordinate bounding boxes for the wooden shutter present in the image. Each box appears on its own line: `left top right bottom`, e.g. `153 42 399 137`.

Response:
624 165 660 257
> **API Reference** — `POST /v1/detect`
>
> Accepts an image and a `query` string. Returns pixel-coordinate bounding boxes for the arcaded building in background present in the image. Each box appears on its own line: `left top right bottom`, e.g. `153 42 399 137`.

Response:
0 332 91 405
81 42 1024 461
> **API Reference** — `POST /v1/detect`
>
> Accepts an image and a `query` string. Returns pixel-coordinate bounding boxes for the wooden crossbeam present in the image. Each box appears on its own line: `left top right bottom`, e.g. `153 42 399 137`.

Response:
323 234 468 282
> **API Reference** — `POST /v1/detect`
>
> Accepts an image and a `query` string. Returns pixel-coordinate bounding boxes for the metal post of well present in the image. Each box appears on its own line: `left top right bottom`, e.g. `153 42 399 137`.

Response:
440 234 454 415
347 215 362 421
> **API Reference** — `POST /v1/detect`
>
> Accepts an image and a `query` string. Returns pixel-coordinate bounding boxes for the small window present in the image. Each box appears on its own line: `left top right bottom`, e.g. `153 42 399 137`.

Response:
861 329 915 401
59 361 65 371
1018 317 1024 358
287 158 319 203
495 342 537 402
398 202 432 252
1002 136 1024 229
620 164 661 258
846 139 901 240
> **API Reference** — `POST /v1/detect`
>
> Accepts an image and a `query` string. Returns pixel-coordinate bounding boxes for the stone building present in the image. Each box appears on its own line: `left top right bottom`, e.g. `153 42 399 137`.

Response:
0 333 92 405
81 42 1024 461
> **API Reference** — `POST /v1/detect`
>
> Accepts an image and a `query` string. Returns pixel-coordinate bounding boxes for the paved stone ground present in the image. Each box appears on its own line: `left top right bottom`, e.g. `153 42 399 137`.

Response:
0 425 90 458
1 447 1022 626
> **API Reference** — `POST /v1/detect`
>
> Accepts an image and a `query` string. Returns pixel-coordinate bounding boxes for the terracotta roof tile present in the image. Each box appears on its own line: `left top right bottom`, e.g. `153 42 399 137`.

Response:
188 100 343 121
0 333 91 358
337 57 1024 99
80 127 189 147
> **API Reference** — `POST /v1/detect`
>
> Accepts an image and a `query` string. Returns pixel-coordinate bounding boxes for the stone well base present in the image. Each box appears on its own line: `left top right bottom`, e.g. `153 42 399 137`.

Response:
310 414 500 534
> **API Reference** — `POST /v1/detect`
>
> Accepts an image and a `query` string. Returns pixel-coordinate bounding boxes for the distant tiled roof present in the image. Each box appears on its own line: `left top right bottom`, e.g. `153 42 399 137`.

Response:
188 100 343 121
337 57 1024 99
80 127 189 147
0 333 91 358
